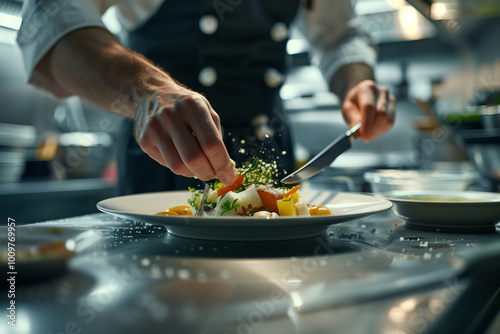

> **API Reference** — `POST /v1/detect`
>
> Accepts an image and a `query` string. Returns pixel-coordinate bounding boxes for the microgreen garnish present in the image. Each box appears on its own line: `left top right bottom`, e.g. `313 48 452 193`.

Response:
239 158 278 186
219 198 240 216
187 192 200 211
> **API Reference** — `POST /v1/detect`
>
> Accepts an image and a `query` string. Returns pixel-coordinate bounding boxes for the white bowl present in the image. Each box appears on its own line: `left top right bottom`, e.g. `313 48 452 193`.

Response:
382 190 500 231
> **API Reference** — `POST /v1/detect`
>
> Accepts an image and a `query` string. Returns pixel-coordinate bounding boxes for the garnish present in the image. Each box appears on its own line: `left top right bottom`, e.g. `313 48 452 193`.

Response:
187 192 200 211
159 159 333 218
219 198 240 216
237 204 256 216
216 174 245 198
239 158 279 186
283 185 300 198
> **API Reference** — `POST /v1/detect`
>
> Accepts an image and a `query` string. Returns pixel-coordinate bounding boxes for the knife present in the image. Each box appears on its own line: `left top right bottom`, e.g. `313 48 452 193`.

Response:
281 122 361 184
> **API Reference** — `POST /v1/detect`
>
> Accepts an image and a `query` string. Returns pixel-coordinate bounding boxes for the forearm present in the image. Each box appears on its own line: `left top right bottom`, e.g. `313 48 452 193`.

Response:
31 26 236 183
329 63 374 101
31 27 179 119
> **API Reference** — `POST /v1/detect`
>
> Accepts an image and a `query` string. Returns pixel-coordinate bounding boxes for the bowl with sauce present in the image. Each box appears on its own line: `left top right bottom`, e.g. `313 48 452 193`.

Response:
381 190 500 232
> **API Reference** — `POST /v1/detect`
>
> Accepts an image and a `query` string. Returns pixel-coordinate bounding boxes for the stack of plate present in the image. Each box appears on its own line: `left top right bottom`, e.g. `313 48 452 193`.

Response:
0 149 27 183
0 123 36 183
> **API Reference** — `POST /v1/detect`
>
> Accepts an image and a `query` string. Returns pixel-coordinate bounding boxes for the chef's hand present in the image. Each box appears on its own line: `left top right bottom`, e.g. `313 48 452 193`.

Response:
341 80 396 142
134 87 237 184
30 27 237 184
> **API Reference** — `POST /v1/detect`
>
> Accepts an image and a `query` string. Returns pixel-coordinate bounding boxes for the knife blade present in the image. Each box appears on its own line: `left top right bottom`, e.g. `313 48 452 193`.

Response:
281 122 361 184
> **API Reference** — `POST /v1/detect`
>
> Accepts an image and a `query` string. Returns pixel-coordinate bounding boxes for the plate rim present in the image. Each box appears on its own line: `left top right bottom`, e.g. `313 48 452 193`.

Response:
381 190 500 205
96 190 393 228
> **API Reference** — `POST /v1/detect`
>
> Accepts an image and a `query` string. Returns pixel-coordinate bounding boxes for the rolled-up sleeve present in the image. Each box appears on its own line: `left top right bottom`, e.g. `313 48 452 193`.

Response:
296 0 377 84
17 0 107 80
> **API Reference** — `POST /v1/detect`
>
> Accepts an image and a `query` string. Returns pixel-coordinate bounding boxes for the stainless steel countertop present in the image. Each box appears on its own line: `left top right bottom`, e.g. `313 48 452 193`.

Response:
2 211 500 334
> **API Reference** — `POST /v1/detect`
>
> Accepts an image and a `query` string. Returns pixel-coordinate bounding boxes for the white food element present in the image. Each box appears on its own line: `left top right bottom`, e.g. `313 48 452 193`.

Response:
189 191 203 215
190 187 217 215
254 211 280 219
207 187 217 204
229 184 263 208
295 201 311 216
215 184 264 216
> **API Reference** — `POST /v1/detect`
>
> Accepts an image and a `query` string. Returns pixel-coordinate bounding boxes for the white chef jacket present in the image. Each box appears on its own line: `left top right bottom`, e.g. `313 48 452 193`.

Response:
17 0 376 86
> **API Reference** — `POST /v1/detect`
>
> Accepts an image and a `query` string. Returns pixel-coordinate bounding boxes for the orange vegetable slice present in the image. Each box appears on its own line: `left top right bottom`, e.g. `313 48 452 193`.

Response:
216 174 245 198
283 185 300 198
257 189 283 213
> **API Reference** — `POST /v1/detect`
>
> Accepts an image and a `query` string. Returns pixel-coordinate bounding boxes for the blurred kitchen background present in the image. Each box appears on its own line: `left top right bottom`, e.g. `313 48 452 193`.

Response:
1 0 500 224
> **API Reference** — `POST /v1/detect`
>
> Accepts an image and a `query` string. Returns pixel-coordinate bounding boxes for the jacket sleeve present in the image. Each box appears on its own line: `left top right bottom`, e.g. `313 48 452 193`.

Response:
16 0 109 80
296 0 377 84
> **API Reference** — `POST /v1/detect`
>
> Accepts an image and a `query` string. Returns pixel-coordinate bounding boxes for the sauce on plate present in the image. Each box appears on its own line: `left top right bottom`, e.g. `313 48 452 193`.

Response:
156 205 193 216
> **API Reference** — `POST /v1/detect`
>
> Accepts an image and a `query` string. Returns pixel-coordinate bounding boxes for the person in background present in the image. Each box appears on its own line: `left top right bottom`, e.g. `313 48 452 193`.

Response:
17 0 396 195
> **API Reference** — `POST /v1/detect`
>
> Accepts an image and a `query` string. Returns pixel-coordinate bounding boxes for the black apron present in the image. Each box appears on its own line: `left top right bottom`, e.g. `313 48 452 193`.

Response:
118 0 300 194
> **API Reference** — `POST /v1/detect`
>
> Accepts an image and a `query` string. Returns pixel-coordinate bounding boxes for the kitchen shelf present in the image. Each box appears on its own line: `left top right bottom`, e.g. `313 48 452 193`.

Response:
0 178 117 224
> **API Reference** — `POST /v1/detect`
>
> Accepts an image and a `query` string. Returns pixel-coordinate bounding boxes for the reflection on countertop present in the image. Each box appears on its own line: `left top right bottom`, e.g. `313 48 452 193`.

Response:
3 212 500 334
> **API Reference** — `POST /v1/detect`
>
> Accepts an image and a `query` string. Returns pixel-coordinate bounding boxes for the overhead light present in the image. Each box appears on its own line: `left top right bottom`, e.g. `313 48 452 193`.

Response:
430 2 459 20
0 12 22 30
431 2 448 19
398 5 424 40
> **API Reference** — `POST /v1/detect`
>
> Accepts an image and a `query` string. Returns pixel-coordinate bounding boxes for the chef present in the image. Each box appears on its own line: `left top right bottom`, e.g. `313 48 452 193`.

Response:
17 0 396 194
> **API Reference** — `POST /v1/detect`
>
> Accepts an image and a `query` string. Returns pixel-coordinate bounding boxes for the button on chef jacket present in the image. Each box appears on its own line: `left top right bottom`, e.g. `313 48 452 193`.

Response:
17 0 376 195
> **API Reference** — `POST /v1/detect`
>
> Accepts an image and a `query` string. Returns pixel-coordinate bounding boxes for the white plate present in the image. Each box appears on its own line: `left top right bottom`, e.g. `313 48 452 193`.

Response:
382 190 500 231
97 191 392 241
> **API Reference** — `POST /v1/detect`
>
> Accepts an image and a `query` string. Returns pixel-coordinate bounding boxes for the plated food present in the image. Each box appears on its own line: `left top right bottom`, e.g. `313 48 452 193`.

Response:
0 231 77 283
97 158 393 240
98 190 392 240
0 240 76 264
156 158 332 218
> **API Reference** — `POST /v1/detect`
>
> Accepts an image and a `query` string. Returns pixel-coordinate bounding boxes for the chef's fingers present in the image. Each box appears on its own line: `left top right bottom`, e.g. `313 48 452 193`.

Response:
375 87 396 121
182 107 236 185
342 81 396 142
136 119 167 167
157 103 217 181
375 87 389 115
365 90 395 141
354 82 378 141
386 94 396 121
203 98 223 134
155 132 197 178
138 116 195 178
142 139 167 167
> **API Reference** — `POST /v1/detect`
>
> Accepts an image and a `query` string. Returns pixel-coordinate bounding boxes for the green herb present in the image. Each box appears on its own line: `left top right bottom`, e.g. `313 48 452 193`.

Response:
241 158 261 176
187 192 200 211
238 158 278 186
219 198 240 216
